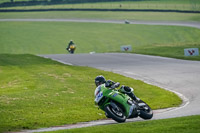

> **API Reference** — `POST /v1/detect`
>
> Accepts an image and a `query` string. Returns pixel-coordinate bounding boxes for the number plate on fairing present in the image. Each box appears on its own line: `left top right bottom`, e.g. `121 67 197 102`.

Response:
95 91 103 103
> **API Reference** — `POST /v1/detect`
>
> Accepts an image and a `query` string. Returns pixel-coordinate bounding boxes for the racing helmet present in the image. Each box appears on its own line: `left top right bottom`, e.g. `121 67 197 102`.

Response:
95 75 106 87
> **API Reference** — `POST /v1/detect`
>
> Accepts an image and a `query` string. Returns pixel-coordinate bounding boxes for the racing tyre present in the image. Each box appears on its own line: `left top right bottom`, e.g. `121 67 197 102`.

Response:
104 104 126 123
138 100 153 119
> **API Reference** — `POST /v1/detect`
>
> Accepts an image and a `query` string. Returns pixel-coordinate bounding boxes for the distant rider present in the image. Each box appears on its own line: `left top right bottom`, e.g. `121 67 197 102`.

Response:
94 75 137 101
66 40 76 54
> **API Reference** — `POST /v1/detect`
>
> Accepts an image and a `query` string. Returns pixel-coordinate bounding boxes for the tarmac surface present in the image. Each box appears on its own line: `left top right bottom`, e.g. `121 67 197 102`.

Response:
1 19 200 29
35 53 200 132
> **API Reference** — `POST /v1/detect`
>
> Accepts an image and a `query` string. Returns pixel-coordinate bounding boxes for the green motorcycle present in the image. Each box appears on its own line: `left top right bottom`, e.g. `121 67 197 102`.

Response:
94 82 153 123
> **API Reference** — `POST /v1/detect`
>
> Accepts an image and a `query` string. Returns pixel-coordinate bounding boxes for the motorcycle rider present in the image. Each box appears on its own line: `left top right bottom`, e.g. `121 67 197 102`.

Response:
66 40 76 54
95 75 137 101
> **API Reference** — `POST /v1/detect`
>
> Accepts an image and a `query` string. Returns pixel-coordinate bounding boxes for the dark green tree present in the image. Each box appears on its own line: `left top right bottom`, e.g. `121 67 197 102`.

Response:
51 0 63 2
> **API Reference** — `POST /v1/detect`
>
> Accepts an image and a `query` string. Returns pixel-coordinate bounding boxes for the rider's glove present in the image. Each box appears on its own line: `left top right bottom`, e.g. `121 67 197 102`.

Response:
105 80 115 87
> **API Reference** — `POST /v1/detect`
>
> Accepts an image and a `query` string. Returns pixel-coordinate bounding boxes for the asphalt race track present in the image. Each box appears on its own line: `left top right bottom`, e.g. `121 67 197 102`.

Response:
1 19 200 29
2 19 200 132
36 53 200 132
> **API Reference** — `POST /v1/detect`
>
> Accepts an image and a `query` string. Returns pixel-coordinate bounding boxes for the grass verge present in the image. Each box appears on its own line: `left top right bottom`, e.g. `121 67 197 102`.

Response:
44 115 200 133
0 21 200 60
0 11 200 22
0 54 182 132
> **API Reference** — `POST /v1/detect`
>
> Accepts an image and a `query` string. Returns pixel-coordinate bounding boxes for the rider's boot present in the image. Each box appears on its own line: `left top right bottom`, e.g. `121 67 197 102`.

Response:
121 86 138 101
127 92 137 101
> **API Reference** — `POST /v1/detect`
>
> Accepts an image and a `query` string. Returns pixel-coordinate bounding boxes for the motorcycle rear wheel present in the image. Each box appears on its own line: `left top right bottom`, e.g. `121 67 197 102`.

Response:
104 104 126 123
138 100 153 119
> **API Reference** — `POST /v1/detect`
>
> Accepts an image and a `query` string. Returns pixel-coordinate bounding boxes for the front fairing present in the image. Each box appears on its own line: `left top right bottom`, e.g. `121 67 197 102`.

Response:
94 84 133 117
106 91 132 117
94 84 111 106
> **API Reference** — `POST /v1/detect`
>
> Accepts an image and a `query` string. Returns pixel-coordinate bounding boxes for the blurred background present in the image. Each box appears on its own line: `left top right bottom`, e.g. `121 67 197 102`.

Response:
0 0 200 11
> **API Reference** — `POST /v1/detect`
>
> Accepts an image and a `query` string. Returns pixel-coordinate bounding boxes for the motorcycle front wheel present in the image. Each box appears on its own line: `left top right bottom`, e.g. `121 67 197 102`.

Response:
138 100 153 119
104 104 126 123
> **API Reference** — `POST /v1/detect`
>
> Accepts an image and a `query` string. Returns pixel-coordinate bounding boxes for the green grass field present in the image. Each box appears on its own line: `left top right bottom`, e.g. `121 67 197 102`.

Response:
0 54 181 132
0 21 200 60
1 11 200 22
44 115 200 133
0 1 199 132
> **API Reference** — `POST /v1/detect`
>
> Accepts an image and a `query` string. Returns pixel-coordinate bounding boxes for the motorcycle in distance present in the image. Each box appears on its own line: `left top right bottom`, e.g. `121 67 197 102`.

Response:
67 44 76 54
94 82 153 123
